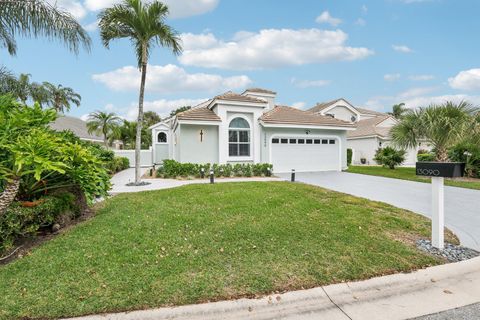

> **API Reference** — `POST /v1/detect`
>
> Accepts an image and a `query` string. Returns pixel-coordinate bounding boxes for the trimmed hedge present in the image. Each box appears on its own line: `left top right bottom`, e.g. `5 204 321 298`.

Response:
105 156 130 174
157 160 273 179
347 148 353 166
0 193 78 253
417 153 436 162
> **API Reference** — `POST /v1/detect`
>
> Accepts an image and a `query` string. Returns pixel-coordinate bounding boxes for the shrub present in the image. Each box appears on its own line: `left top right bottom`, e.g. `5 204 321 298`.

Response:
417 153 436 162
0 192 77 253
448 142 480 178
373 147 406 169
157 160 273 179
105 156 130 174
347 148 353 166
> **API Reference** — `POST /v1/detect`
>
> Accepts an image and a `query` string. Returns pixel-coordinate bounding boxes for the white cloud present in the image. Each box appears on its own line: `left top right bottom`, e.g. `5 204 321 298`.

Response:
291 102 307 109
392 44 413 53
83 20 99 32
315 11 342 27
83 0 218 18
409 74 435 81
355 18 366 26
179 29 373 70
361 5 368 14
92 64 252 94
384 73 401 81
291 78 331 88
448 68 480 91
126 98 207 120
47 0 87 19
364 86 480 111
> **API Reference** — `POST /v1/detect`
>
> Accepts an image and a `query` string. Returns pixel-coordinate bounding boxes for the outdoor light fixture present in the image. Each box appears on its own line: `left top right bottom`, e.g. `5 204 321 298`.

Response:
210 169 214 184
291 169 296 182
200 168 205 179
305 130 311 135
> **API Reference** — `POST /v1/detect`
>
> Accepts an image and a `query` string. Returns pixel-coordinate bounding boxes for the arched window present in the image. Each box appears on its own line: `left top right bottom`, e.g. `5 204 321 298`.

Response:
157 132 167 143
229 117 250 157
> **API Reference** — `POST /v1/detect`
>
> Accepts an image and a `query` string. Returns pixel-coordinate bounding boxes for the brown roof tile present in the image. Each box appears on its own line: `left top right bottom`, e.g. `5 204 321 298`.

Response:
347 115 394 138
176 107 221 122
356 107 386 116
215 91 267 104
243 88 277 95
307 98 358 114
260 106 356 128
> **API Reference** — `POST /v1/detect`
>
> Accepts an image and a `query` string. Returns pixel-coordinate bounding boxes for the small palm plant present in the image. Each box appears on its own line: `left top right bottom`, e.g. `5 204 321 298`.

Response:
98 0 182 185
43 82 81 113
86 111 121 147
373 146 406 169
391 101 478 162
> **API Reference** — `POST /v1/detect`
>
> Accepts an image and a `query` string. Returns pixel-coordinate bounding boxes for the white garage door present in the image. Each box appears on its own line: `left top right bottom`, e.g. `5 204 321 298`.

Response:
271 137 340 173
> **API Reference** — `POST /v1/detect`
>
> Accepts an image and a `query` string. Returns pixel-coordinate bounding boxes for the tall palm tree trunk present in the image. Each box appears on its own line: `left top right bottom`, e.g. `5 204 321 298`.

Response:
135 46 147 184
0 176 20 216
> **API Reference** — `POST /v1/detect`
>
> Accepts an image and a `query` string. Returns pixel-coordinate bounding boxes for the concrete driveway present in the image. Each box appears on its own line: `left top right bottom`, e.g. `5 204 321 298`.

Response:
279 171 480 250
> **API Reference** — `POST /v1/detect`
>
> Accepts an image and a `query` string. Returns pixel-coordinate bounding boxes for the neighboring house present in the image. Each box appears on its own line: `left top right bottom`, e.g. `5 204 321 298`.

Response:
148 88 355 173
50 115 123 149
308 99 428 166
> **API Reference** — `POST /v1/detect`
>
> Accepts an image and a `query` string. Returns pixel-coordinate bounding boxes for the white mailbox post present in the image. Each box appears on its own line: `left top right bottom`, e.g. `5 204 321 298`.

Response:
416 162 465 249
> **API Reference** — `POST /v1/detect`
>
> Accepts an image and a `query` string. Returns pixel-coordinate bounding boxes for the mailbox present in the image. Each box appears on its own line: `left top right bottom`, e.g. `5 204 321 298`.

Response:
416 162 465 178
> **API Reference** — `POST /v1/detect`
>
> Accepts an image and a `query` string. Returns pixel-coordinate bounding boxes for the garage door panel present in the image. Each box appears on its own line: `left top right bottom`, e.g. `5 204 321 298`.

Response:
271 137 339 173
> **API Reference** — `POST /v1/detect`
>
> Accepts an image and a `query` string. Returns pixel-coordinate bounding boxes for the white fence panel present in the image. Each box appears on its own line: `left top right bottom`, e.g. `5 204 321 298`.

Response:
113 148 153 167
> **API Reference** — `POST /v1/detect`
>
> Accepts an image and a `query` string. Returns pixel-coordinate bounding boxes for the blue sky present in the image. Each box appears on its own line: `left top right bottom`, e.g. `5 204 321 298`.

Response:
3 0 480 120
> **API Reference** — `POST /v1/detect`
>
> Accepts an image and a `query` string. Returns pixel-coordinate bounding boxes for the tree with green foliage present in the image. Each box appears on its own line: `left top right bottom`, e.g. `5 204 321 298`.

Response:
98 0 182 185
388 103 406 119
170 106 191 117
391 101 478 162
42 82 81 113
143 111 161 127
86 111 121 147
373 146 406 169
0 0 91 56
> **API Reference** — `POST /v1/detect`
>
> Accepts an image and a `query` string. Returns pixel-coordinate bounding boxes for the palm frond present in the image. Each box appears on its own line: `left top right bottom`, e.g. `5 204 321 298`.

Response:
0 0 91 55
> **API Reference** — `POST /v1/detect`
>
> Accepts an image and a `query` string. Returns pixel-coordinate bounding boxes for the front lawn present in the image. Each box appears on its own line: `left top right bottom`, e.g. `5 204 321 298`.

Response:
347 166 480 191
0 182 457 319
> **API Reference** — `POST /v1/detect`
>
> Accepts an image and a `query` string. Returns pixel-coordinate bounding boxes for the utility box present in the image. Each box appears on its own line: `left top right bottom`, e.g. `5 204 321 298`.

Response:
416 162 465 178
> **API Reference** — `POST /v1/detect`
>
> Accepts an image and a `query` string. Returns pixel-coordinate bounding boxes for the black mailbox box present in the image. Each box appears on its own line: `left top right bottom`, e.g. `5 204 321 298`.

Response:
416 162 465 178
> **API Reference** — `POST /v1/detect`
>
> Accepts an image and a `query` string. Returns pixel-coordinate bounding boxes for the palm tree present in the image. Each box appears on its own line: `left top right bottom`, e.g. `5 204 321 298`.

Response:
43 82 81 113
0 0 91 56
388 103 406 119
391 101 478 162
98 0 182 185
14 73 32 103
86 111 121 147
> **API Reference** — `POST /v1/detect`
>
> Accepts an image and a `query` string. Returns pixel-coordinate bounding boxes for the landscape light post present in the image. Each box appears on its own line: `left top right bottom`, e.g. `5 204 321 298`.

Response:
291 169 295 182
210 169 214 184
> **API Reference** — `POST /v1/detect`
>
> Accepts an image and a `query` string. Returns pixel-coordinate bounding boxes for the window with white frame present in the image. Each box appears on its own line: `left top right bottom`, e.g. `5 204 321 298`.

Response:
157 131 167 143
228 117 250 157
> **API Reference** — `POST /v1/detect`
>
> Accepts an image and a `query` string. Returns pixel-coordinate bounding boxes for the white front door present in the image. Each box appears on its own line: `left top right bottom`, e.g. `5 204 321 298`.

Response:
271 137 340 173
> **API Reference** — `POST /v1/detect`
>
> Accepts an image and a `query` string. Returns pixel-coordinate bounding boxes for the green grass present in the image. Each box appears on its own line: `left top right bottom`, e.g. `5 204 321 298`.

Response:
0 182 457 319
347 166 480 191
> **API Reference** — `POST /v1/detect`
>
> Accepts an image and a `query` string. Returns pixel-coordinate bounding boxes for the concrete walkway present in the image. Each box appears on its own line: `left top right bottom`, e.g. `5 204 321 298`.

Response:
279 171 480 250
110 168 282 194
65 256 480 320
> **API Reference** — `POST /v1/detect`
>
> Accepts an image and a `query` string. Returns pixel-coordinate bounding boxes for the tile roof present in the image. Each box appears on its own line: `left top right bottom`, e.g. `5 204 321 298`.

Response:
307 98 348 114
356 107 386 116
215 91 267 104
50 115 103 141
243 88 277 95
176 107 221 122
347 115 394 138
260 105 356 128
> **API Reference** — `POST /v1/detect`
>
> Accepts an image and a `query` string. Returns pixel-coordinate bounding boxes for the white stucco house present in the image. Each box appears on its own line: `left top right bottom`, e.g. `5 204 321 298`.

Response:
308 98 428 166
148 88 356 173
